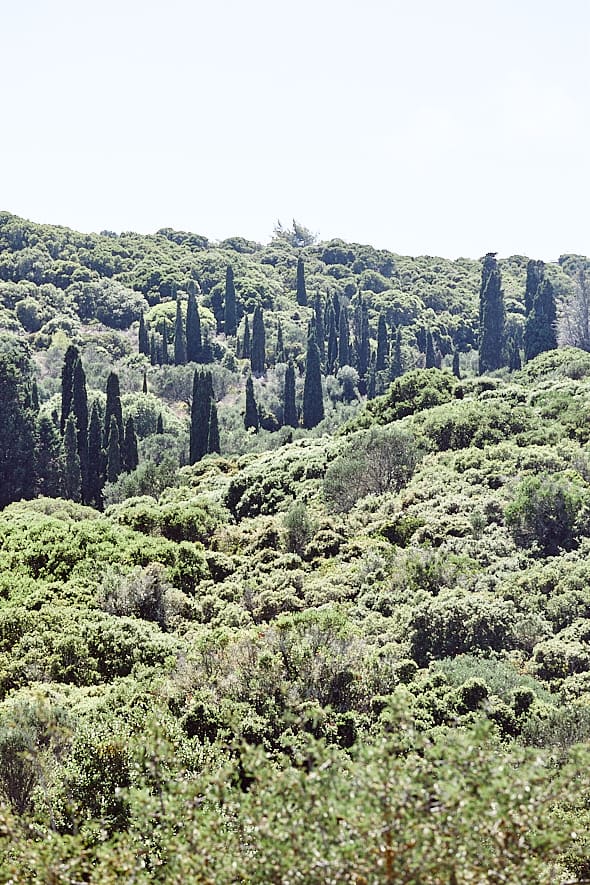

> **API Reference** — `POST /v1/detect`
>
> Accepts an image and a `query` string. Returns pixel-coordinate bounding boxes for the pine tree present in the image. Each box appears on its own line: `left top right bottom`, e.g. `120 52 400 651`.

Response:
275 321 285 364
186 289 202 363
139 313 149 356
242 315 251 359
87 402 103 507
207 402 220 454
251 306 266 375
296 256 308 306
524 278 557 362
224 265 238 336
106 415 122 484
63 414 82 502
327 306 338 374
338 305 350 368
302 329 324 429
104 372 123 447
60 345 79 434
425 331 437 369
390 328 403 380
376 314 388 372
189 370 212 463
244 375 259 431
314 292 325 362
479 253 506 374
123 417 139 472
452 349 461 379
174 298 186 365
35 415 64 497
525 259 545 316
72 358 89 501
283 360 298 428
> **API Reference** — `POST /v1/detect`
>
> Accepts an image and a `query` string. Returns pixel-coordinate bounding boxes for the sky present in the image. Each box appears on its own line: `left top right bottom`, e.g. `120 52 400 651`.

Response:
1 0 589 260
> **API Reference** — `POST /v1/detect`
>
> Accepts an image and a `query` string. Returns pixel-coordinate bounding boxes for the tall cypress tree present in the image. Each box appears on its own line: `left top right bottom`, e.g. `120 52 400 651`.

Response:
142 370 148 394
283 360 298 428
275 320 285 364
138 313 149 356
149 334 157 366
106 416 122 484
35 415 64 498
242 315 251 359
327 306 338 374
104 372 123 448
479 253 506 374
31 380 39 412
296 256 308 306
314 292 325 362
302 329 324 429
525 259 545 316
332 292 341 326
60 345 79 434
338 306 350 368
425 331 437 369
355 298 370 379
452 349 461 379
207 401 220 454
186 289 202 363
390 328 403 380
190 370 211 464
524 278 557 362
63 414 82 502
123 417 139 473
224 265 238 336
174 298 186 366
156 413 164 434
244 375 259 431
376 314 388 372
87 402 103 507
251 306 266 375
72 358 89 501
161 320 169 365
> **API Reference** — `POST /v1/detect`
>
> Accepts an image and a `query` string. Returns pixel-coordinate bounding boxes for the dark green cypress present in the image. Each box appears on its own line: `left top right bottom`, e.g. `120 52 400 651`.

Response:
142 370 148 394
31 380 39 412
251 306 266 376
327 306 338 374
244 375 259 431
525 259 545 316
275 320 285 364
314 292 325 362
242 315 251 359
123 417 139 472
186 289 202 363
35 415 64 497
161 320 169 365
425 331 437 369
139 313 149 356
479 253 506 374
224 266 238 336
509 339 522 371
452 349 461 379
367 367 377 400
156 413 164 434
72 358 89 501
106 416 122 484
283 360 298 428
524 278 557 362
296 256 308 306
338 306 350 368
87 402 103 507
189 370 210 463
390 328 403 380
332 292 340 326
376 314 388 372
302 329 324 429
355 298 369 378
60 345 79 434
104 372 123 448
174 298 186 366
63 414 82 501
207 402 220 454
149 334 157 366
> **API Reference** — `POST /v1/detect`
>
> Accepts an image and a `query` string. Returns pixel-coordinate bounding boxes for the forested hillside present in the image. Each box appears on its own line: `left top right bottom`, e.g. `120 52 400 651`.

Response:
1 212 590 881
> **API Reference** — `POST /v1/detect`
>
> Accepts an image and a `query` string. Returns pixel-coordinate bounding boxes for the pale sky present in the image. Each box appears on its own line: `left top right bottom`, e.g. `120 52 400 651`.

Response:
1 0 588 260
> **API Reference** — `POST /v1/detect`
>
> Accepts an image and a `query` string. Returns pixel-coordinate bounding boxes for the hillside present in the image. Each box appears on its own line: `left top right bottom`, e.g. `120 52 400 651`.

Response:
1 213 590 881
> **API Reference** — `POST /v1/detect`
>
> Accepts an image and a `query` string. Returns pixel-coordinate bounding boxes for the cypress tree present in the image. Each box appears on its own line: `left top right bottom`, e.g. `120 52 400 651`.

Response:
338 305 350 368
244 375 259 431
524 278 557 362
452 349 461 379
302 329 324 429
376 314 388 372
104 372 123 448
0 344 36 508
525 259 545 316
156 413 164 434
72 358 89 501
123 417 139 473
327 306 338 374
251 306 266 375
35 415 64 498
425 331 437 369
31 379 39 412
275 320 285 364
149 334 157 366
161 320 169 365
242 315 251 359
139 313 149 356
314 292 325 362
186 289 202 363
224 266 238 336
479 253 506 374
189 370 212 463
174 298 186 365
332 292 341 326
207 402 220 454
63 414 82 502
355 298 370 378
509 339 522 371
296 256 307 306
283 360 298 428
60 345 79 434
390 328 403 380
367 366 377 400
106 416 122 484
87 402 103 507
142 370 148 394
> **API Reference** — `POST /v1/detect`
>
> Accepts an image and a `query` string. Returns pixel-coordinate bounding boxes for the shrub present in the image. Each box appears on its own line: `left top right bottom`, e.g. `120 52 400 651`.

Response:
505 474 588 556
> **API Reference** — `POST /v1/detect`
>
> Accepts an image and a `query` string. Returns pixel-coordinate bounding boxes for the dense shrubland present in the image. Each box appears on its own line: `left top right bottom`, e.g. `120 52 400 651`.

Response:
1 213 590 880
